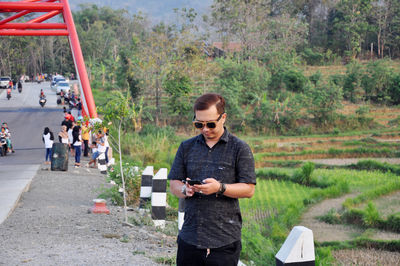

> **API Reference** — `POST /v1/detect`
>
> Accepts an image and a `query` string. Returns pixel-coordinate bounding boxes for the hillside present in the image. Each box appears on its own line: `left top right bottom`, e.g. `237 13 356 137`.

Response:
69 0 213 23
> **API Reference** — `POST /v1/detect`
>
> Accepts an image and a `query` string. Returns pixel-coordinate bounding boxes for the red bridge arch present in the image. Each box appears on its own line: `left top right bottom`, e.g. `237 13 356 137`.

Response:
0 0 97 118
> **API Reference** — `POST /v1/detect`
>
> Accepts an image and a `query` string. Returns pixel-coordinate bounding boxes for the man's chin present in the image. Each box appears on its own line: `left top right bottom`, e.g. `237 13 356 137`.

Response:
203 133 214 140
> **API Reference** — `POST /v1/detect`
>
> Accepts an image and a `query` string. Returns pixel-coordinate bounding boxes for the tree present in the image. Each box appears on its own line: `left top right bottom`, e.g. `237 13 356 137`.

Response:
163 69 193 119
332 0 372 58
211 0 308 60
99 90 143 225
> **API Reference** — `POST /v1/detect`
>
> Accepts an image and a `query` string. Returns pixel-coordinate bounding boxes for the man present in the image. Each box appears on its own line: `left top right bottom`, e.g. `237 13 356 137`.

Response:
168 93 256 266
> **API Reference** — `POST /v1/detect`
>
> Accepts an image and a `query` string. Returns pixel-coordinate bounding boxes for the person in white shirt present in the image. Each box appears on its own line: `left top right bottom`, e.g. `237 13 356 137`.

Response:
68 123 74 156
42 127 54 164
72 126 82 167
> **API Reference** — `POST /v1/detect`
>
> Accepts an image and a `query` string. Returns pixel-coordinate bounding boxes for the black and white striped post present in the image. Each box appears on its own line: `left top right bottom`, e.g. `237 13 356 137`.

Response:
139 166 154 209
97 152 107 174
178 198 185 231
151 168 167 228
275 226 315 266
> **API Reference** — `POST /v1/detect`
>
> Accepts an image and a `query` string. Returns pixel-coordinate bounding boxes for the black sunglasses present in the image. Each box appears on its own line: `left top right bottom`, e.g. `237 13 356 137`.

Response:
193 112 225 129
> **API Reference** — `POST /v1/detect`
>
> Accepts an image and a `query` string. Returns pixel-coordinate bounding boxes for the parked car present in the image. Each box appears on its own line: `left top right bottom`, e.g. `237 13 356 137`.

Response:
51 76 65 89
0 76 11 89
55 81 70 95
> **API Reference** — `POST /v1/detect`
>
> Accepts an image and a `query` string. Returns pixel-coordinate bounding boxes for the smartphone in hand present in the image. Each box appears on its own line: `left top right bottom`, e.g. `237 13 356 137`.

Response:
186 180 202 186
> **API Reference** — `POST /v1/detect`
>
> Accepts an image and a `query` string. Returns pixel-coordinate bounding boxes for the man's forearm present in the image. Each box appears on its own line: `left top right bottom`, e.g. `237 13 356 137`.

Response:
223 183 255 199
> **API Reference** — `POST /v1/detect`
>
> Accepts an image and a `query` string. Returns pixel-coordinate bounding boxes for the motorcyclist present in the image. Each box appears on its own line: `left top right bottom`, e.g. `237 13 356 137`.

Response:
39 89 46 99
2 123 14 153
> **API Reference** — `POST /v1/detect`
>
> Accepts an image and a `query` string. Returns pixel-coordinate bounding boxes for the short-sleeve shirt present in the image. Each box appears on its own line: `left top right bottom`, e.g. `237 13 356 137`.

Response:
168 128 256 249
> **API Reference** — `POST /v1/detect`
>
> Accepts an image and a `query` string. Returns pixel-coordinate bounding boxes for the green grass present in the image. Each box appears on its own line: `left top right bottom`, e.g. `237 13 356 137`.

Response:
240 179 317 222
238 168 400 264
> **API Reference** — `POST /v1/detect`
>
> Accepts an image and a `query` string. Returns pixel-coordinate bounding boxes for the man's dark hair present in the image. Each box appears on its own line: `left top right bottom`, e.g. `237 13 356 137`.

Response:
194 93 225 114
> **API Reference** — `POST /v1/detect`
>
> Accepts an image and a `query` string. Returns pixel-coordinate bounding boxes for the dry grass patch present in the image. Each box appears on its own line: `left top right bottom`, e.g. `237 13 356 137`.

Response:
332 248 400 266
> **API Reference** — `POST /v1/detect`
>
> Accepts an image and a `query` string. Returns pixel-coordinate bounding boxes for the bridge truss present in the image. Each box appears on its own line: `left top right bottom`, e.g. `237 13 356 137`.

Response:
0 0 97 118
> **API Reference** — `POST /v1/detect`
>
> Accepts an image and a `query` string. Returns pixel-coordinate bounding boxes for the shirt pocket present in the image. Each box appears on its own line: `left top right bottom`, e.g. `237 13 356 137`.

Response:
186 158 203 180
214 161 235 183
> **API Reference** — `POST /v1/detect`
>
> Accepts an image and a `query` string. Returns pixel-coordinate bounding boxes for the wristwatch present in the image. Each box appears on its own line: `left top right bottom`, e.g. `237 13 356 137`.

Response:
217 182 226 197
181 184 187 196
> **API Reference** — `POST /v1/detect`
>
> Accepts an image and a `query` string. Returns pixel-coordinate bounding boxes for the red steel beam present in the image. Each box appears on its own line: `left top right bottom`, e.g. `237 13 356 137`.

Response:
0 23 67 30
28 10 61 23
0 2 63 12
60 0 97 118
0 29 68 36
0 10 30 25
0 0 57 25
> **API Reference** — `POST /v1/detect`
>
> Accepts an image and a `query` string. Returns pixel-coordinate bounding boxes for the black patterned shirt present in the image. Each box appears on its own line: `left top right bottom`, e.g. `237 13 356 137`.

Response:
168 128 256 248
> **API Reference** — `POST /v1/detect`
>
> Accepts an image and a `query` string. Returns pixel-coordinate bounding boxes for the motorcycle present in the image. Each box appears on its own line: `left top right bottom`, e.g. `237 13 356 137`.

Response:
69 99 77 110
6 91 11 100
39 97 47 107
18 82 22 93
0 137 7 156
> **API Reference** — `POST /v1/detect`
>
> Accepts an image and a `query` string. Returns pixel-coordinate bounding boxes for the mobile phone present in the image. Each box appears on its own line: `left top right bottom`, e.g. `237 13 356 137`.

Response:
187 180 202 186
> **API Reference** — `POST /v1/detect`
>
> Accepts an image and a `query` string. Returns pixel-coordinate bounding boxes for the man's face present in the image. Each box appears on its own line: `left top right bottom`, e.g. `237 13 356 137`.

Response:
194 105 226 141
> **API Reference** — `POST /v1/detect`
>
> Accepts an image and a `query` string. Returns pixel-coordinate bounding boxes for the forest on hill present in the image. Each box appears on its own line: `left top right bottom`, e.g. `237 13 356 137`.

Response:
1 0 400 134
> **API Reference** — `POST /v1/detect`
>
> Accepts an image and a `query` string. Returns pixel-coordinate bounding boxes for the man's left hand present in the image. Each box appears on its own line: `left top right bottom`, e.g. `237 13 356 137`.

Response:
193 178 220 195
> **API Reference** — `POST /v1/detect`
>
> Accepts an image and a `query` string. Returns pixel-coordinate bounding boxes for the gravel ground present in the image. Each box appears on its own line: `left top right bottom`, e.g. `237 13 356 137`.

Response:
0 158 177 266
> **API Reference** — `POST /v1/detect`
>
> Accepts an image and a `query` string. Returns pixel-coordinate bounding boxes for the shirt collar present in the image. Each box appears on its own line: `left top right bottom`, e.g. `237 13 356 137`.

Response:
197 127 230 144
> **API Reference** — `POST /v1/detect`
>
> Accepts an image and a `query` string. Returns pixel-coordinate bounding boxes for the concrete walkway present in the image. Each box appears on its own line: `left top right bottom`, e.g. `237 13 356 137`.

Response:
0 164 39 224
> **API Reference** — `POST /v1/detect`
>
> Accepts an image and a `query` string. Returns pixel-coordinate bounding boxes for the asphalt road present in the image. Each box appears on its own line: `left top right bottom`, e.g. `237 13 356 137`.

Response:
0 81 66 223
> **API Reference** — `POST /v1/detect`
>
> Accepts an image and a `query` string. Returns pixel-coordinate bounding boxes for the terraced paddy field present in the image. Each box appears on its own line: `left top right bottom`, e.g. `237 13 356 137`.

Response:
239 128 400 265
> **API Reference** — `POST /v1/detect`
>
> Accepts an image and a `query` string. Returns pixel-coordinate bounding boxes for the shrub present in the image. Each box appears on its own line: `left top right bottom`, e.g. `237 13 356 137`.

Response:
305 82 343 125
317 208 341 224
355 106 370 116
343 61 363 102
363 202 381 227
347 159 400 175
329 74 344 88
342 208 364 226
301 48 324 65
361 60 392 103
309 71 322 85
282 69 308 92
256 168 292 181
299 162 315 186
386 213 400 232
104 162 142 206
389 73 400 104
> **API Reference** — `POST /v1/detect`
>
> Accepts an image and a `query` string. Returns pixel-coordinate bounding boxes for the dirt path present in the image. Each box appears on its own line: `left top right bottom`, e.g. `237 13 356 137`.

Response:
300 193 362 242
300 193 400 242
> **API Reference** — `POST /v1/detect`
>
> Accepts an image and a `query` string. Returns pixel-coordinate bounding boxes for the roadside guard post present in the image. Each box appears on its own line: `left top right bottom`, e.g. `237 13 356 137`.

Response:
139 166 154 208
151 168 167 228
275 226 315 266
